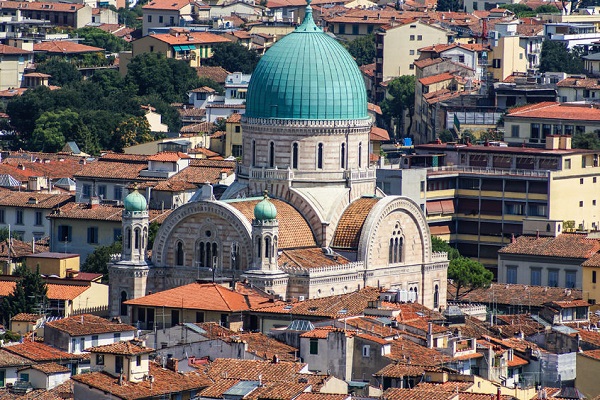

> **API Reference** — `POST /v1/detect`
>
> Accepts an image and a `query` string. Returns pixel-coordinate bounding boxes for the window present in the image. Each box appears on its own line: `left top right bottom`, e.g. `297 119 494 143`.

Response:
310 338 319 354
71 338 76 352
581 178 585 184
433 284 439 309
87 227 99 244
92 335 98 347
417 35 422 40
352 24 359 35
15 209 23 225
388 223 404 264
158 15 163 23
338 24 345 34
340 143 346 169
80 338 85 352
358 142 362 168
492 59 501 68
232 145 242 158
548 270 559 287
317 143 323 169
20 373 29 382
530 268 541 286
409 49 415 55
196 241 219 268
114 332 121 341
149 46 154 52
511 125 519 138
82 184 91 198
136 356 142 366
58 225 72 242
530 123 540 140
594 200 597 206
410 35 415 40
35 211 42 226
147 15 152 22
564 159 571 169
169 16 174 25
120 290 127 316
114 228 122 242
409 64 415 70
196 312 205 323
593 270 597 284
566 271 577 288
458 55 465 63
114 186 123 201
506 266 518 284
115 356 123 374
96 354 104 365
269 142 275 168
0 209 4 223
580 201 584 207
252 140 256 166
292 143 299 169
98 185 107 199
235 125 241 133
176 242 184 266
362 345 370 357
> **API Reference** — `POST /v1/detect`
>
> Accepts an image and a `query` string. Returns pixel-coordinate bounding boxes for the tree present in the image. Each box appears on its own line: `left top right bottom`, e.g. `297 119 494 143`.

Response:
540 40 585 74
30 109 98 154
73 27 131 53
147 221 160 249
344 34 376 66
438 129 455 143
535 4 560 13
380 75 416 138
572 131 600 149
431 236 460 260
499 3 534 16
1 265 48 325
436 0 462 11
204 42 260 74
448 256 493 300
113 116 153 152
82 242 122 283
0 227 22 241
36 59 82 86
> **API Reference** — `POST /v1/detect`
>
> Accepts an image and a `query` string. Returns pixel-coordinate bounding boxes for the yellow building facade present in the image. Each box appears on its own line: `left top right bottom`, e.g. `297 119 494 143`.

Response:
25 252 80 278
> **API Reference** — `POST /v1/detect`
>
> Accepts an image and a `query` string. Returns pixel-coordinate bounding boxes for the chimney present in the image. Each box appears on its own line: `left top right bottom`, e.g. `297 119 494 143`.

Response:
427 322 434 348
166 356 179 372
546 135 560 150
497 387 501 400
89 196 100 209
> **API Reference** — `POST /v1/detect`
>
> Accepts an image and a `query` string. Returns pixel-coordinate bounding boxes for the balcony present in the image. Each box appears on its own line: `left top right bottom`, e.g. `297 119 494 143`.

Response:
237 165 375 182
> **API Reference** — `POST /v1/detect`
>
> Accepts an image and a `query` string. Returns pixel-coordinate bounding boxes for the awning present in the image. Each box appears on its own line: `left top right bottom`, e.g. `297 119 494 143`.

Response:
173 45 183 51
186 44 197 50
440 199 455 214
430 225 451 235
426 201 443 215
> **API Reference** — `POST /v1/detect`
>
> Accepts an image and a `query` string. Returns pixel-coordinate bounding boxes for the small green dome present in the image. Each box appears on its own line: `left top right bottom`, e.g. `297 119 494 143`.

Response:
254 193 277 221
245 2 368 121
124 189 147 212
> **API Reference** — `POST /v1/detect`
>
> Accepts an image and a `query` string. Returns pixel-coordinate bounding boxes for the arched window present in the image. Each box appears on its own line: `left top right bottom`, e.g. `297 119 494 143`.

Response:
265 237 271 258
399 237 404 263
269 142 275 168
125 228 131 250
388 223 404 265
389 238 394 263
120 291 128 316
252 140 256 166
341 143 346 169
358 142 363 168
198 242 205 267
176 242 184 266
317 143 323 169
143 227 148 250
211 243 218 267
134 228 140 250
231 242 240 270
256 237 262 258
292 143 299 169
433 284 439 309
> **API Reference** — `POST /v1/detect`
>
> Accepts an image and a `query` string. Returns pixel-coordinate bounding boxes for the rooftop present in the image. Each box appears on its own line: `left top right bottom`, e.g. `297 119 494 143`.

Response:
506 101 600 122
46 314 136 337
498 233 600 259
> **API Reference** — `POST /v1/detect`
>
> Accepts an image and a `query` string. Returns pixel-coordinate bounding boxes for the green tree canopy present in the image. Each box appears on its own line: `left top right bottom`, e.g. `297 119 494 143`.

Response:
431 236 460 260
113 116 153 152
540 40 585 74
344 34 376 66
436 0 462 12
535 4 560 13
381 75 416 137
448 256 493 300
204 42 260 74
499 3 535 16
1 265 48 325
36 59 82 86
30 109 98 154
73 27 131 53
572 131 600 149
82 242 122 283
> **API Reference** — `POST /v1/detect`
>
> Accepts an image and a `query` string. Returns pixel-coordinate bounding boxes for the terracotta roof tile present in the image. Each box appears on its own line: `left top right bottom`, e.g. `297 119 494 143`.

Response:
226 198 316 249
196 66 230 84
370 126 390 141
331 197 380 249
180 121 211 133
0 348 32 368
383 388 456 400
20 362 70 374
493 314 546 338
375 363 437 378
0 1 84 12
0 44 32 54
253 287 381 318
414 57 445 69
206 358 307 382
46 314 135 336
143 0 192 10
498 233 600 258
11 313 43 322
189 147 221 158
419 72 456 86
147 151 190 161
294 394 349 400
360 63 375 78
227 113 242 123
415 381 473 391
4 341 83 362
149 32 230 46
0 281 91 301
387 337 448 366
88 340 154 355
583 252 600 267
72 361 212 399
236 332 298 361
0 190 73 209
125 282 271 312
74 159 152 181
34 41 104 54
506 101 600 122
278 248 350 270
448 282 582 306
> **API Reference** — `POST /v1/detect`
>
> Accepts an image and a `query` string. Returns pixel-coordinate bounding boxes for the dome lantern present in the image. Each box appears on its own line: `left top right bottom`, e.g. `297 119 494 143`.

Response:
254 191 277 221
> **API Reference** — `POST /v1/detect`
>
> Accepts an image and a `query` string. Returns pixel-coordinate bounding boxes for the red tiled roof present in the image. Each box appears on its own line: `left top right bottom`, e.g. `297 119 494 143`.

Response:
72 361 212 399
34 41 104 54
506 102 600 122
149 32 230 46
413 57 445 69
226 198 316 249
11 313 43 322
367 102 382 115
376 363 438 378
46 314 135 336
147 151 190 162
419 72 456 86
448 282 583 306
332 197 380 249
196 66 230 83
124 282 271 312
88 340 154 355
278 247 350 270
206 358 307 382
383 388 456 400
0 348 32 368
0 44 32 54
0 190 73 209
0 280 90 301
0 1 84 12
498 233 600 258
4 341 83 362
20 362 70 374
143 0 192 10
370 126 390 141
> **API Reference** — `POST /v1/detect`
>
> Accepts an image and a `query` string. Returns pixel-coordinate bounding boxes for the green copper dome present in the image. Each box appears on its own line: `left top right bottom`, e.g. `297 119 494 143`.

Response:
254 192 277 221
124 189 147 212
245 1 368 121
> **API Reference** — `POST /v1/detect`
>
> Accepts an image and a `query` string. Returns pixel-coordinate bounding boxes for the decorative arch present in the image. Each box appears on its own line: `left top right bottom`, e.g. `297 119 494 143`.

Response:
152 201 253 268
357 196 432 268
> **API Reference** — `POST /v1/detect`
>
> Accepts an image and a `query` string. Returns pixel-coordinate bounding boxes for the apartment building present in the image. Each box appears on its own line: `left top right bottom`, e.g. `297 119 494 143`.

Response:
378 137 600 275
